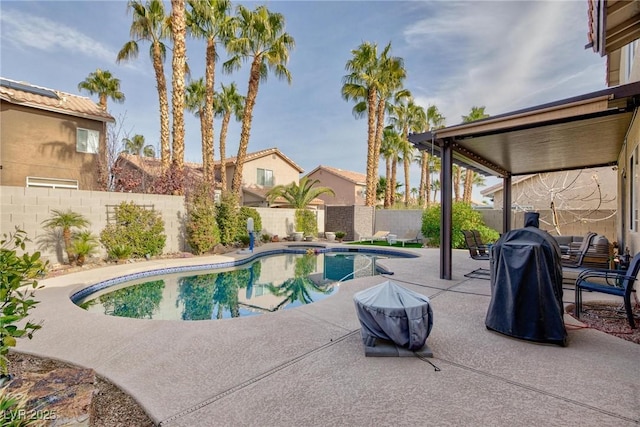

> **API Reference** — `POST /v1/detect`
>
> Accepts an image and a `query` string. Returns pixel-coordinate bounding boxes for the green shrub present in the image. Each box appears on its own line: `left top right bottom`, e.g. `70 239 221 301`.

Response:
261 233 271 243
295 209 317 236
0 229 46 376
70 230 99 266
0 387 44 426
421 202 499 249
100 201 166 258
185 184 220 255
238 207 262 234
107 244 132 261
216 194 240 246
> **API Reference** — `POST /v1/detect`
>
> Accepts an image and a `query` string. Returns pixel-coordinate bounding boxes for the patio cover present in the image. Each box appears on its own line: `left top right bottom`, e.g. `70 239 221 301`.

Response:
409 80 640 279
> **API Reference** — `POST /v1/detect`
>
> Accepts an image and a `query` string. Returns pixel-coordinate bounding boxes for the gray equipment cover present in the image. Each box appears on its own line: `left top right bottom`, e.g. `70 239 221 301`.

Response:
353 281 433 351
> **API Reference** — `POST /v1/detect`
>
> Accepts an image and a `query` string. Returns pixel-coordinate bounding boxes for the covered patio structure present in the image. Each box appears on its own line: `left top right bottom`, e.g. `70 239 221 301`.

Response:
409 80 640 279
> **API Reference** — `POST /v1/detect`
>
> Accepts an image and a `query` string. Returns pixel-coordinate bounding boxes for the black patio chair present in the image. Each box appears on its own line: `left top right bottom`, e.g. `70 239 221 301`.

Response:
562 232 597 268
575 252 640 329
462 230 490 260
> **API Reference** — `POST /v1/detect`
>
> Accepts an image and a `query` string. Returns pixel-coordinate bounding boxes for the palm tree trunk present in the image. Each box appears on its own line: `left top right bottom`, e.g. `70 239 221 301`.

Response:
463 169 474 203
152 42 171 171
391 155 398 206
63 227 73 264
404 156 410 206
364 89 378 207
232 57 262 199
419 152 427 208
384 156 392 208
425 154 431 207
204 38 216 185
171 0 187 194
219 112 231 195
454 167 461 202
371 98 386 205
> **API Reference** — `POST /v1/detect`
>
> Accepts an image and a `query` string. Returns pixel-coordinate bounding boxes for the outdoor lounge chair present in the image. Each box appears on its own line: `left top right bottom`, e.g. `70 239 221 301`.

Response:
575 252 640 328
360 230 390 244
561 232 597 268
462 230 490 260
392 229 423 247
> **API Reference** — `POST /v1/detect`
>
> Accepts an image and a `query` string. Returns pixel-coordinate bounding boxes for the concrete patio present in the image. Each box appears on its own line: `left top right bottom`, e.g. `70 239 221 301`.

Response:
15 244 640 426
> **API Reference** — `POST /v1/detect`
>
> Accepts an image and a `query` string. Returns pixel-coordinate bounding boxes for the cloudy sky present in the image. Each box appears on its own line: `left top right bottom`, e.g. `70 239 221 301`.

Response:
0 1 607 201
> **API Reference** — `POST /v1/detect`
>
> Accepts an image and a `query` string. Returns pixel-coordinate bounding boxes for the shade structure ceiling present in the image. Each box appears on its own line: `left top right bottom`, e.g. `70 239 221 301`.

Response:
409 81 640 178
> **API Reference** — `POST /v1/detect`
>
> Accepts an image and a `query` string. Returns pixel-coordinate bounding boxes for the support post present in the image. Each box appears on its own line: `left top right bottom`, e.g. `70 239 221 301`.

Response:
440 138 453 280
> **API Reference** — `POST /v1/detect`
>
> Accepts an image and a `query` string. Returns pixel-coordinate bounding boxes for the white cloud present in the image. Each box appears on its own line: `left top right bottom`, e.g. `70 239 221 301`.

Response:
1 8 131 69
404 1 605 126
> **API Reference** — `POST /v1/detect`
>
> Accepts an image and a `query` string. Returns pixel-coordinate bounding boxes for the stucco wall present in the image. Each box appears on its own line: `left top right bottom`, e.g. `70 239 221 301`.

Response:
621 109 640 254
307 169 362 206
0 103 104 190
0 186 327 264
240 154 300 188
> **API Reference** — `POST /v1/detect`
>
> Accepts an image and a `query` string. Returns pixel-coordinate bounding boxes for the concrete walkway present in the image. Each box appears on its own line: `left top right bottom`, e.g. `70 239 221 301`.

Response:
16 245 640 426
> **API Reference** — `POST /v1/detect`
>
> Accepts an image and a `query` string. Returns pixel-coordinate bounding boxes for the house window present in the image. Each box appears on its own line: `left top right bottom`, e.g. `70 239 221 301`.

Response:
257 168 274 186
77 128 99 154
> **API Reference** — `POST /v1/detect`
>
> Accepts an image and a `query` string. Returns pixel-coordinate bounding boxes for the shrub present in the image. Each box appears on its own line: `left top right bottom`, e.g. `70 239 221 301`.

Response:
107 244 132 261
238 207 262 235
41 209 90 265
185 184 220 255
100 201 166 258
216 194 240 246
70 230 99 266
0 387 43 426
0 229 47 376
421 202 500 249
295 209 317 236
261 233 272 243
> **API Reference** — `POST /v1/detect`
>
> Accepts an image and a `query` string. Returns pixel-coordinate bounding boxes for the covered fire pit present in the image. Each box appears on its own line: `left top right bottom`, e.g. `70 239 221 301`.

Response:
353 281 433 357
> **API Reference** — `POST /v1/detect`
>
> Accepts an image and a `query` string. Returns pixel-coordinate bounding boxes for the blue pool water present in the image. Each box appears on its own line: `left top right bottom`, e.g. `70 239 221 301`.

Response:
75 249 411 321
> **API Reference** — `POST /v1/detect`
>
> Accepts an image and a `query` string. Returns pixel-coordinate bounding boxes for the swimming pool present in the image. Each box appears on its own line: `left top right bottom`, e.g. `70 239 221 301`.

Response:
73 248 415 321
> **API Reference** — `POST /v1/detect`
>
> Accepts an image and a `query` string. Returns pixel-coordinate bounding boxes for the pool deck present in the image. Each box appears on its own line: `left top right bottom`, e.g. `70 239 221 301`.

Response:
15 243 640 426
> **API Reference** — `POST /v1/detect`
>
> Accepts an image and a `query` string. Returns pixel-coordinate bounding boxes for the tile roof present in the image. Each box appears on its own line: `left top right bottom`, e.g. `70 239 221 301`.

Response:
306 165 367 184
217 147 304 172
0 77 114 122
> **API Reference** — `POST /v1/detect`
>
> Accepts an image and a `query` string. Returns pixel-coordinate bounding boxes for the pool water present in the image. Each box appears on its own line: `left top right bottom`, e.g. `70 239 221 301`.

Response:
77 252 392 321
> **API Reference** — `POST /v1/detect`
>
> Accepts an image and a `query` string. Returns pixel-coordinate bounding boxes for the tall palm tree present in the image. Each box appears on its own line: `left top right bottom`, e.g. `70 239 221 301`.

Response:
117 0 171 170
41 209 90 264
214 82 245 194
224 5 295 200
170 0 188 194
186 0 235 185
184 78 211 182
77 69 125 111
420 105 445 207
380 127 401 208
461 106 490 203
388 97 426 206
123 134 155 157
265 176 335 209
342 42 406 207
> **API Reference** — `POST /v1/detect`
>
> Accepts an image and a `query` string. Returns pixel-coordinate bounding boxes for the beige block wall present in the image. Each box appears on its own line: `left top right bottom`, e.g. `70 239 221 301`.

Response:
254 207 325 238
374 210 424 240
1 186 185 264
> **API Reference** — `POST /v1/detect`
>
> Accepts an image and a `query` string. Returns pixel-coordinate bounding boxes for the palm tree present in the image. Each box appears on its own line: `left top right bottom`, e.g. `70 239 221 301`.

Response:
214 82 245 194
461 106 490 203
123 134 155 157
265 176 335 209
431 179 441 201
420 105 445 207
388 97 426 206
380 127 401 208
186 0 235 185
342 42 406 207
77 69 125 111
170 0 188 194
224 5 295 200
41 209 90 264
184 78 212 182
117 0 171 171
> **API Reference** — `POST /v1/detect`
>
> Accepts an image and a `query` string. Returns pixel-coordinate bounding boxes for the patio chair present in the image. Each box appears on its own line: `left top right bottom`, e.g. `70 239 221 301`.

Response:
575 251 640 329
462 230 490 260
561 231 597 268
393 229 423 247
359 230 390 244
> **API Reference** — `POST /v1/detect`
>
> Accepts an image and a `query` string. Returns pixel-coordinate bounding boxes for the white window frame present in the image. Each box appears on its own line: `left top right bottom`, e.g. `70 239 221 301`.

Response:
77 128 99 154
257 168 274 186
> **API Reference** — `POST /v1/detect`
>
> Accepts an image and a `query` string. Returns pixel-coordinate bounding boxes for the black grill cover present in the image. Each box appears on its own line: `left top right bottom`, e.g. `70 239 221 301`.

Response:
354 281 433 351
485 227 567 346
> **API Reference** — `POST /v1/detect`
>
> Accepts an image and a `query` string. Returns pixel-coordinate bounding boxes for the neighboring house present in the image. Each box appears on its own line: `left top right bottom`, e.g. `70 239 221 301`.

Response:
0 77 114 190
113 147 322 208
481 167 617 211
589 0 640 252
304 165 367 206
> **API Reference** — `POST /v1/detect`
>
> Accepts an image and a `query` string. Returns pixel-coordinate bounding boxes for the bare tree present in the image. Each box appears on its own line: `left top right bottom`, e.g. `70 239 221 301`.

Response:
512 170 616 234
97 112 132 191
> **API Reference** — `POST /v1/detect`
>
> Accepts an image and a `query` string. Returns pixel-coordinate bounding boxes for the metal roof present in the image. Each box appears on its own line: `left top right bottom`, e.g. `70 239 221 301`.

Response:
409 80 640 178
